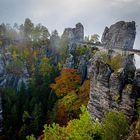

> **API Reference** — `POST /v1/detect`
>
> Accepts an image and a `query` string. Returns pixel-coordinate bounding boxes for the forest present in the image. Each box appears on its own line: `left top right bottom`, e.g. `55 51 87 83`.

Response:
0 18 139 140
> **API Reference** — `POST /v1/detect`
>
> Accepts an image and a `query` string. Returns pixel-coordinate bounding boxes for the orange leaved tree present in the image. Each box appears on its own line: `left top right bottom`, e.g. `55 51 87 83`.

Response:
50 68 80 98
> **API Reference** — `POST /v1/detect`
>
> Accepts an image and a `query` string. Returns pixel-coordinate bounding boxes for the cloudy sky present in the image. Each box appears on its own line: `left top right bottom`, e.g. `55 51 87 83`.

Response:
0 0 140 66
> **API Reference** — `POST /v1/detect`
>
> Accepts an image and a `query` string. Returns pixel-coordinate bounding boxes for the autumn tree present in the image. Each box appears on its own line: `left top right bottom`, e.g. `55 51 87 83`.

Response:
50 68 80 98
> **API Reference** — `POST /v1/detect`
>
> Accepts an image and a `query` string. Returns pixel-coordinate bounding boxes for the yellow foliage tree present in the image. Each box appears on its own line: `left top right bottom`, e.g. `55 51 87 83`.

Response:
40 57 52 76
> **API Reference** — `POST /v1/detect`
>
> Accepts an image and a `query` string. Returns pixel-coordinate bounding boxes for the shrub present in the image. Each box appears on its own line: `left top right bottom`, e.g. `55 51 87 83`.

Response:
102 110 129 140
75 45 89 56
107 54 123 71
27 108 129 140
26 134 36 140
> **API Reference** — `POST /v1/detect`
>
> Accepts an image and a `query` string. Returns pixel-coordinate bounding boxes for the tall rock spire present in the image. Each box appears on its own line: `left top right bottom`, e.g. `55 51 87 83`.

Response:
101 21 136 49
88 21 138 121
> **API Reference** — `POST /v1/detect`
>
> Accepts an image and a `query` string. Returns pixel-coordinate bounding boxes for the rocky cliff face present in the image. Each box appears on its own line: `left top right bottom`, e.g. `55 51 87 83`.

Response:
0 52 29 91
62 23 88 83
62 23 84 44
88 53 138 120
101 21 136 49
62 23 84 69
88 21 138 121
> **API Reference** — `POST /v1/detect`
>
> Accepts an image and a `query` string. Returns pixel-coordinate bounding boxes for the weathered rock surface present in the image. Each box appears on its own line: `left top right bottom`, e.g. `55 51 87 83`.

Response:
88 21 138 121
62 23 84 44
63 23 88 82
0 53 29 91
101 21 136 49
88 52 137 120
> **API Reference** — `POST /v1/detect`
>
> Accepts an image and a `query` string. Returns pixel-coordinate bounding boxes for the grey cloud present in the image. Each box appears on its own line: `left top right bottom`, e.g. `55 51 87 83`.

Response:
0 0 139 67
0 0 139 48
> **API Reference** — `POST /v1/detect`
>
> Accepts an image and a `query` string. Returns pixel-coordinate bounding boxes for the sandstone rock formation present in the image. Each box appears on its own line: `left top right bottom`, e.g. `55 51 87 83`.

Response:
88 21 138 121
0 53 29 91
101 21 136 49
88 52 138 120
62 23 88 83
62 23 84 44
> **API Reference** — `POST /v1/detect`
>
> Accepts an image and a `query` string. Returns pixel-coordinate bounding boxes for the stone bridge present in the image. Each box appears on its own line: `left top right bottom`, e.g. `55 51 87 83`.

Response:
79 41 140 56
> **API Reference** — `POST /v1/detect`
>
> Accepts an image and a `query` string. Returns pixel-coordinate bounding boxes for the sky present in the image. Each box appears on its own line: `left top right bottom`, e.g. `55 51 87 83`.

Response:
0 0 140 67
